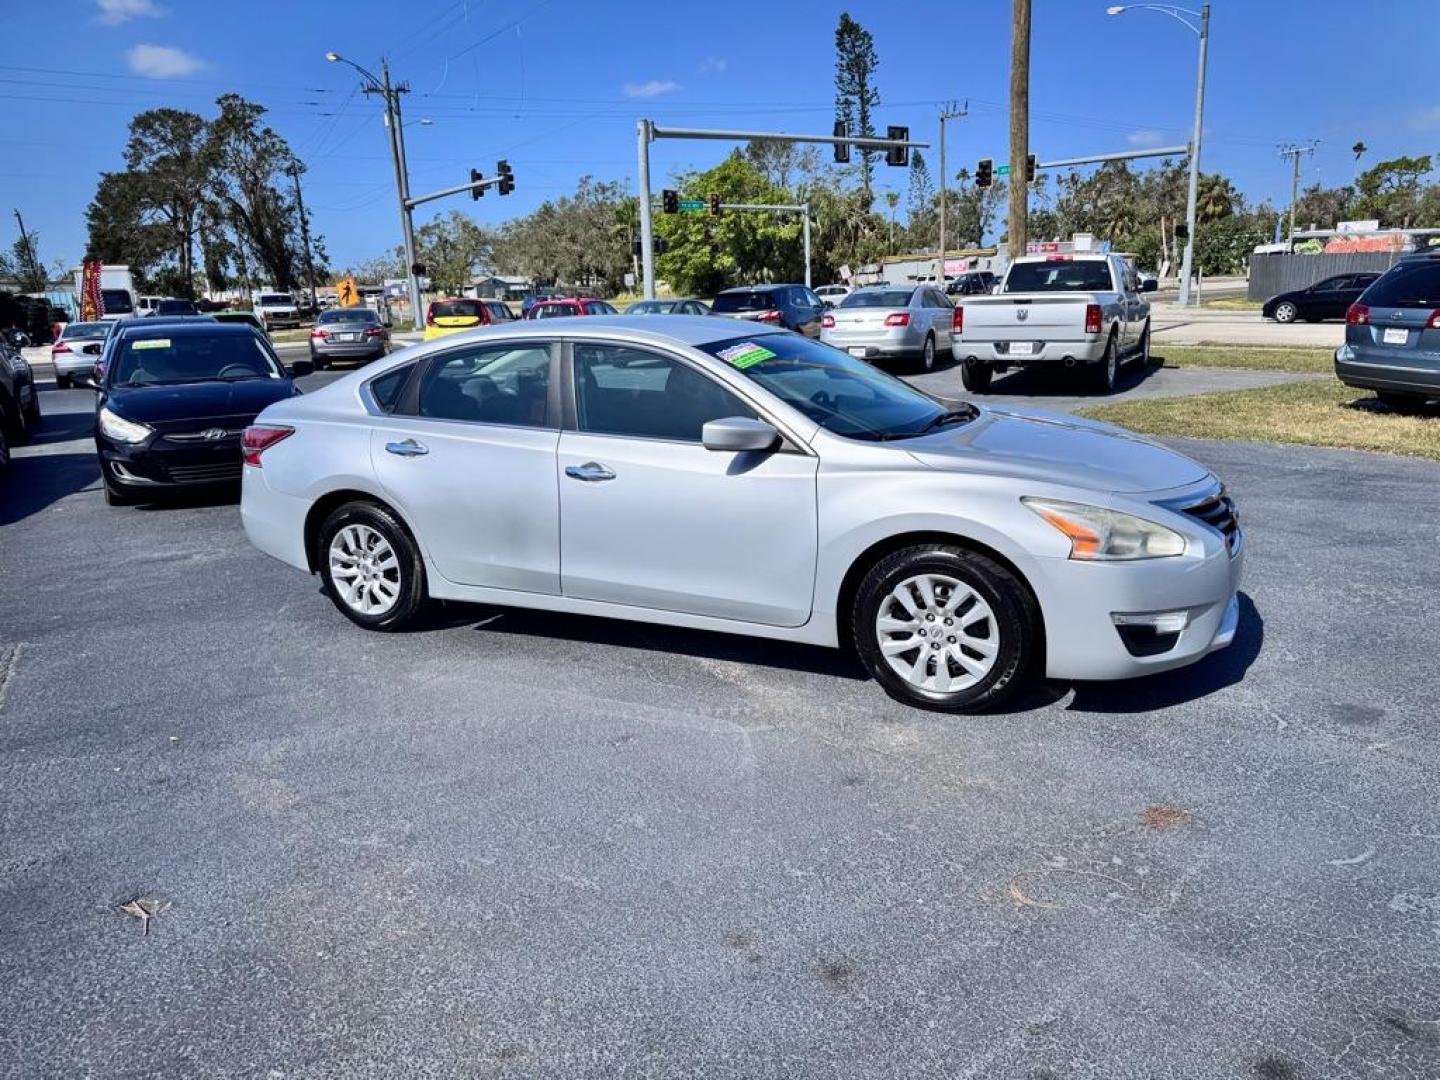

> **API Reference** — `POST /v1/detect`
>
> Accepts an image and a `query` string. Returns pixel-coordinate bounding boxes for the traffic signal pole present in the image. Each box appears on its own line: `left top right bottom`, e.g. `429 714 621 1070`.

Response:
635 121 927 299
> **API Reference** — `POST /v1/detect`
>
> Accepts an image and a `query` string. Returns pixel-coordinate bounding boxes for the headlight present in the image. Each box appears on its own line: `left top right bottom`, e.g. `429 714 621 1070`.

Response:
1023 497 1186 560
98 406 152 444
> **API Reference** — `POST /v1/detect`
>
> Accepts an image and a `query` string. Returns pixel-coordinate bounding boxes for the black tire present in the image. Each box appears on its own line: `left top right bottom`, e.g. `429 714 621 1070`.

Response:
1090 333 1119 394
917 333 937 373
1136 322 1152 367
0 419 10 474
960 362 993 393
56 374 71 390
1273 301 1297 324
851 544 1041 713
21 385 40 433
317 500 427 631
312 354 329 371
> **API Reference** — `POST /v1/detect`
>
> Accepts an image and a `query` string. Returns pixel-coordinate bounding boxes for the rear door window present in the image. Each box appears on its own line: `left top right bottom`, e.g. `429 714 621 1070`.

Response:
412 343 553 427
1362 262 1440 309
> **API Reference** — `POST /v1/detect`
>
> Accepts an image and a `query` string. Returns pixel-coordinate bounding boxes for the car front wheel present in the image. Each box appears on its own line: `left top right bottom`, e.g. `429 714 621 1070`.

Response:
852 544 1040 713
318 501 427 631
1273 301 1297 324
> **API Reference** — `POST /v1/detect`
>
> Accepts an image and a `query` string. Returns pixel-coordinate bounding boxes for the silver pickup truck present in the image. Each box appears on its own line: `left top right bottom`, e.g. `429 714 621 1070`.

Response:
952 253 1155 393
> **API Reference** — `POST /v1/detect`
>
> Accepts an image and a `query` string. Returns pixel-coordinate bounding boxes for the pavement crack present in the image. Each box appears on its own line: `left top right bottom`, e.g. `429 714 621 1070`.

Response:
0 642 21 711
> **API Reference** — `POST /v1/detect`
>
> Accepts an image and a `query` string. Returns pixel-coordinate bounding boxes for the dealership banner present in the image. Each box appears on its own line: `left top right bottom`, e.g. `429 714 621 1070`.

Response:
80 261 104 320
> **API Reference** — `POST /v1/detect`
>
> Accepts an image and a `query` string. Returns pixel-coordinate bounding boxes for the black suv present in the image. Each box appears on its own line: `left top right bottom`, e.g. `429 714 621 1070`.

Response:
710 284 826 338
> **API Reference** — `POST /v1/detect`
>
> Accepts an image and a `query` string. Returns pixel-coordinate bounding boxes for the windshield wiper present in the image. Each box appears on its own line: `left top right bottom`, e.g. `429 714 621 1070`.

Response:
882 405 979 439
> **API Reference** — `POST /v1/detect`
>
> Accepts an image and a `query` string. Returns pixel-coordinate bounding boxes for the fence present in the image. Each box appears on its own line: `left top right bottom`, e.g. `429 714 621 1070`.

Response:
1247 252 1406 301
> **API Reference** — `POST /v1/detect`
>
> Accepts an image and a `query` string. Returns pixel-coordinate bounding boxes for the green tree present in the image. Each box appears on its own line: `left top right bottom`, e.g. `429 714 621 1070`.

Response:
0 232 52 291
1353 155 1433 227
906 152 935 249
833 12 880 199
412 210 493 294
121 108 210 294
1292 183 1354 230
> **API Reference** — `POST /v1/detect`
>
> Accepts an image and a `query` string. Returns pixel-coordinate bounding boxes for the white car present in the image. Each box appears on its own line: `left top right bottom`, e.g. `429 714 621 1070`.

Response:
815 284 852 304
241 317 1243 713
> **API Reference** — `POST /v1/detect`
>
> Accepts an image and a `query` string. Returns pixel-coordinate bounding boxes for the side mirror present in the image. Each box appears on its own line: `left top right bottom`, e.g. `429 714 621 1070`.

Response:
288 359 314 378
1142 278 1158 293
702 416 780 453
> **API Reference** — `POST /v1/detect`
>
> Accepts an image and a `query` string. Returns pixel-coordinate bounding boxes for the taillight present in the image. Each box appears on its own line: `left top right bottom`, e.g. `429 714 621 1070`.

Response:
310 327 329 339
363 326 384 337
821 314 835 329
756 309 781 323
53 341 72 355
1427 309 1440 330
884 312 910 327
1085 303 1102 335
425 306 437 326
952 306 964 333
241 425 294 467
1346 303 1369 326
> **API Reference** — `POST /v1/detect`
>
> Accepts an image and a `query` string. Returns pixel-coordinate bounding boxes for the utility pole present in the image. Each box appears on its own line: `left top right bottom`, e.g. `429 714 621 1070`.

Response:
288 164 318 311
12 208 43 289
937 102 967 285
1280 142 1316 249
1008 0 1032 258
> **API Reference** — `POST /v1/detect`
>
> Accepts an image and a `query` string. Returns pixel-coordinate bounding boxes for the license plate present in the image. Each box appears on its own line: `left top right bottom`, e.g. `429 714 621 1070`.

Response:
848 347 868 358
339 332 360 342
1010 341 1034 356
1383 327 1408 345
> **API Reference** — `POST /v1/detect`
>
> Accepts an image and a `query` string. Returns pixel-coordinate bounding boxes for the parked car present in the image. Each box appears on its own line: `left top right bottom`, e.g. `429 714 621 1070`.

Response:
624 299 711 316
424 298 493 341
815 284 853 305
211 311 265 332
520 290 557 316
310 307 390 368
136 295 166 317
947 271 997 297
253 293 301 331
821 286 958 372
484 300 516 323
710 284 826 338
1263 273 1381 324
51 320 113 389
94 320 308 505
240 316 1243 713
1334 253 1440 410
528 298 618 319
952 253 1155 393
0 333 40 471
155 298 200 317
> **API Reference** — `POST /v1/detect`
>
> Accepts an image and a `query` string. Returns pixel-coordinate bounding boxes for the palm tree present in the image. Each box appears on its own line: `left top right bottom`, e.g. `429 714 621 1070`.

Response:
884 191 900 252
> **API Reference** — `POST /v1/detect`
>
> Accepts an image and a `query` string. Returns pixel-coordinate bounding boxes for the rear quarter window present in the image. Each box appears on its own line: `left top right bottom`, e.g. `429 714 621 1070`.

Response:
368 364 413 412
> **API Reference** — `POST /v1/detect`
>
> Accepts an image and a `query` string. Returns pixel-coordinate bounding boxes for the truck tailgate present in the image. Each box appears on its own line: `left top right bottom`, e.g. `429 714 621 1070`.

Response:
961 294 1093 337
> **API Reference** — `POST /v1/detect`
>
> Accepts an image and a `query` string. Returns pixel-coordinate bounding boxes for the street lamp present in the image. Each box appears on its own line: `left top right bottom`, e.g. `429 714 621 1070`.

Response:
324 50 424 331
1107 4 1209 306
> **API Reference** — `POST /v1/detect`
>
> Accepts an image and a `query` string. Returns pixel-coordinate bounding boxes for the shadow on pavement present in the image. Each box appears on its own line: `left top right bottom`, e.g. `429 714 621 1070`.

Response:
987 354 1163 398
1062 592 1263 713
0 452 100 527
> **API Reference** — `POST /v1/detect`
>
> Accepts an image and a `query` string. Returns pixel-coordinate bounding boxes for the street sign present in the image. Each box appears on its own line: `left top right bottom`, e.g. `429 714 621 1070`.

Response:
995 164 1011 176
335 275 360 308
679 200 706 213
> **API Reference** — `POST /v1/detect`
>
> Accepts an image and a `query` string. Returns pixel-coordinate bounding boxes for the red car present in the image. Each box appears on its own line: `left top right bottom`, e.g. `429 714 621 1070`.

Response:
526 297 619 320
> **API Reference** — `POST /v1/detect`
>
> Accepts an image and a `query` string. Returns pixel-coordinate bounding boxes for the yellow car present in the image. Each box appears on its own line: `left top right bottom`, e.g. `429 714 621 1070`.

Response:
422 298 494 341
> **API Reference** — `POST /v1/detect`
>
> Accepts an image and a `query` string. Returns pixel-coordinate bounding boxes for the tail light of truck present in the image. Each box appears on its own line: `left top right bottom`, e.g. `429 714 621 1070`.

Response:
1346 303 1369 326
1085 304 1103 335
952 306 963 334
241 425 295 467
821 314 835 329
884 312 910 327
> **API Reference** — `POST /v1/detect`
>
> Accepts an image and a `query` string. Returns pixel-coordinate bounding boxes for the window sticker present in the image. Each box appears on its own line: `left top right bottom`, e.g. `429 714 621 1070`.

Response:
132 339 170 350
716 342 775 370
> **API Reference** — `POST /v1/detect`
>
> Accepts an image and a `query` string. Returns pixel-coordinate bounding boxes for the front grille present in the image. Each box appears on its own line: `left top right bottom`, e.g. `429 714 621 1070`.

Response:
168 461 242 484
1181 490 1240 553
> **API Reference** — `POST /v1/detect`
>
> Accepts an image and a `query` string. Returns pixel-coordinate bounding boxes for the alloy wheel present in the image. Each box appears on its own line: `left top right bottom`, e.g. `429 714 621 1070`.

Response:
1275 302 1296 323
328 523 402 616
874 573 999 693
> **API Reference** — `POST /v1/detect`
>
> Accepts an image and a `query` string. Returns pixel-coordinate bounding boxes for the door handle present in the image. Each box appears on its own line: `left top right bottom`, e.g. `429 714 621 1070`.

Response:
385 438 428 457
565 461 616 482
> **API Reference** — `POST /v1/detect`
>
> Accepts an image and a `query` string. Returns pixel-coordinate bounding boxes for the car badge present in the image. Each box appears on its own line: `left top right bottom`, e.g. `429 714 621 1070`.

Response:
201 428 226 440
1017 308 1029 321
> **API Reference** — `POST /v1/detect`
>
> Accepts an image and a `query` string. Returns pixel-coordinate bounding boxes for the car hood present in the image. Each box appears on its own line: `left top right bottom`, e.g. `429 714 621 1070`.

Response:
106 379 298 424
905 405 1208 494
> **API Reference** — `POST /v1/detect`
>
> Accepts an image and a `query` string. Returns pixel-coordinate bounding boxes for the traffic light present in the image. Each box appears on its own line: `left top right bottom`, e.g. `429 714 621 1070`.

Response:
833 120 850 164
1025 154 1037 183
885 125 909 167
662 188 679 214
496 159 514 195
1173 222 1189 241
976 158 993 188
708 192 721 216
470 168 484 199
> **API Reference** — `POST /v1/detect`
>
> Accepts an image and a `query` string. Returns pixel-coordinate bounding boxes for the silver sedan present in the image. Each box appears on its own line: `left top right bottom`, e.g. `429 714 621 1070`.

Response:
821 285 959 372
241 317 1243 713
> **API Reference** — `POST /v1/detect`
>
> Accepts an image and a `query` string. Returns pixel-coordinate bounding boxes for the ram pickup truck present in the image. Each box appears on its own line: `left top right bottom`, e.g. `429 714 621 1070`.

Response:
952 252 1155 393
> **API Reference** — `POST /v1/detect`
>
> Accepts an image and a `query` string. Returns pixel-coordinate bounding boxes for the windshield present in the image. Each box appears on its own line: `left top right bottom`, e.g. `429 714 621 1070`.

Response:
696 335 972 441
101 289 133 314
1362 261 1440 308
62 321 111 340
319 308 378 324
841 290 914 308
258 294 293 306
712 290 780 313
627 301 675 314
110 332 284 387
1004 259 1114 293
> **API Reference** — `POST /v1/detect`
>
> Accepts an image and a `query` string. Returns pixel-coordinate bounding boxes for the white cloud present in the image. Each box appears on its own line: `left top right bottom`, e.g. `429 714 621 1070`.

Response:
127 44 204 78
698 56 727 74
1126 129 1168 148
96 0 165 25
1408 104 1440 131
622 79 681 100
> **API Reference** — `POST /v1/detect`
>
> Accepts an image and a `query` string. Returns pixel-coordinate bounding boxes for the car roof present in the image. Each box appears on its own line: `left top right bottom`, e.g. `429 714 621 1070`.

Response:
115 319 252 338
439 313 784 348
716 284 800 294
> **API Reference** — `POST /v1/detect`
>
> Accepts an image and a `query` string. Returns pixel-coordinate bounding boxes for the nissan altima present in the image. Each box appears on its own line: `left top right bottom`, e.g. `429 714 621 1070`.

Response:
240 317 1243 713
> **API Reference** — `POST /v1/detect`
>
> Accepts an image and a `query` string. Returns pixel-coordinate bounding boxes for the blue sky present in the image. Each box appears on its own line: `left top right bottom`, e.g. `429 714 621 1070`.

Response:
4 0 1439 272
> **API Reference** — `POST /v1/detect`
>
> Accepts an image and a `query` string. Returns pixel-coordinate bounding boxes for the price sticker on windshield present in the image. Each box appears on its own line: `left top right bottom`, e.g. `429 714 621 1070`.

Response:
717 342 775 369
132 339 171 350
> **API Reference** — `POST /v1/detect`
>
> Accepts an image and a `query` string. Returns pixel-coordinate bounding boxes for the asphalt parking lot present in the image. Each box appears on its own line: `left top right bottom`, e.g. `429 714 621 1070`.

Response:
3 375 1439 1078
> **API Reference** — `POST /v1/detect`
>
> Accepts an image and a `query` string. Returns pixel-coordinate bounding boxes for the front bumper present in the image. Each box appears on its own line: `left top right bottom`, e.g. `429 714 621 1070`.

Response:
1335 344 1440 396
953 336 1107 366
1034 525 1245 681
97 430 246 491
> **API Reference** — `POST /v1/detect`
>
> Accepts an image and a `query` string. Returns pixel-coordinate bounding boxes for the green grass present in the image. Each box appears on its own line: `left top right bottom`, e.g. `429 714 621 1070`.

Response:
1155 344 1334 373
1079 378 1440 462
1199 296 1262 312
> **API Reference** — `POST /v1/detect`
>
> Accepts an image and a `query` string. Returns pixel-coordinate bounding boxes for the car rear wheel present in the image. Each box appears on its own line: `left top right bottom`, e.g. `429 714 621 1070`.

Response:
852 545 1040 713
318 501 427 631
1136 322 1152 367
1090 334 1119 394
960 361 992 393
918 334 937 372
1273 301 1297 324
56 374 71 390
